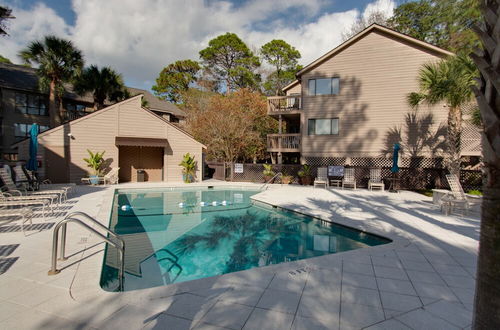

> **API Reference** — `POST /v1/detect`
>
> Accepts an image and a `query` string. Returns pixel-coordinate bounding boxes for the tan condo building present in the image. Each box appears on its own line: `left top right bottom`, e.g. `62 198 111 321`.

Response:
267 24 481 167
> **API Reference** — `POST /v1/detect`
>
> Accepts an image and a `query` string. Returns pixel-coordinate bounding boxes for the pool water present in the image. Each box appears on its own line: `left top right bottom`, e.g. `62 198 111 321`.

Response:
100 187 390 291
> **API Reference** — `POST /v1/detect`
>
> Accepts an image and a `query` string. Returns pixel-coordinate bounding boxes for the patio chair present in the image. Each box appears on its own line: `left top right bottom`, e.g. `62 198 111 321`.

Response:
0 191 58 208
82 167 120 185
441 174 470 215
0 207 34 235
314 167 328 188
342 168 357 189
101 167 120 185
23 169 74 197
368 168 384 191
0 198 52 220
12 165 32 189
0 168 67 204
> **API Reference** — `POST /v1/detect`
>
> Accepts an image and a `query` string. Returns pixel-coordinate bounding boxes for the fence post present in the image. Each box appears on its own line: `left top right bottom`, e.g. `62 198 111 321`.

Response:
230 161 234 181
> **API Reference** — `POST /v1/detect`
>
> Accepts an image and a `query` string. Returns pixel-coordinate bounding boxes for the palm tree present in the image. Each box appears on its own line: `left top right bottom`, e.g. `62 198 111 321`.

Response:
74 65 128 110
470 1 500 328
0 6 14 36
408 55 477 176
19 36 84 127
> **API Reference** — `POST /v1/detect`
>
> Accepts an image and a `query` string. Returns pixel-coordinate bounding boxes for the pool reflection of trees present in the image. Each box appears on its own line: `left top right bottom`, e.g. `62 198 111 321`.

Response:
170 210 318 273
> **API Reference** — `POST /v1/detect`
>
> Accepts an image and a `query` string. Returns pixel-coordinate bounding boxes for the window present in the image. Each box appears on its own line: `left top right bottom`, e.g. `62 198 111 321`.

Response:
15 93 48 116
3 153 18 161
308 78 340 96
65 102 88 113
308 118 339 135
14 123 49 138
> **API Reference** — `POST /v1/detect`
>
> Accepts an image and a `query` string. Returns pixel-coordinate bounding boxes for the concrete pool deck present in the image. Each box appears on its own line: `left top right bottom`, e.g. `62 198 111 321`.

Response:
0 182 479 329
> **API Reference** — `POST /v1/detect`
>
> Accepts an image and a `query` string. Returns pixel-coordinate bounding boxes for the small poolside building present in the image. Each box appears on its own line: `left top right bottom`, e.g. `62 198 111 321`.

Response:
14 95 204 183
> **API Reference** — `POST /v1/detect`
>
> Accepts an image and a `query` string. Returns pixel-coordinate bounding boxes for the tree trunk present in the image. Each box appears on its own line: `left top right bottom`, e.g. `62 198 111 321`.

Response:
446 105 462 176
48 80 61 127
470 1 500 328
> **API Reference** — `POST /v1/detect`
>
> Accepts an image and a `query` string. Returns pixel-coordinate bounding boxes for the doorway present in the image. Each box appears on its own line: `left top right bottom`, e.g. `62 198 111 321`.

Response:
118 146 164 182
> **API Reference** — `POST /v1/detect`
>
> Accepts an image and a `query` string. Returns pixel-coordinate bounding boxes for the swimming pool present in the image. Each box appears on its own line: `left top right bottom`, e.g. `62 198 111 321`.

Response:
100 187 390 291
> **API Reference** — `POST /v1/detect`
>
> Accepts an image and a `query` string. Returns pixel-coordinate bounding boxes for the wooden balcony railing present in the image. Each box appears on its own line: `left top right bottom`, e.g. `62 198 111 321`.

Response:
267 95 302 114
267 133 301 152
62 110 87 122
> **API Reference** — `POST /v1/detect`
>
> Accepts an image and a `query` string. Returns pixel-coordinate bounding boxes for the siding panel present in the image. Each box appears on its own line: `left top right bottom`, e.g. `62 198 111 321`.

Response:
299 30 454 158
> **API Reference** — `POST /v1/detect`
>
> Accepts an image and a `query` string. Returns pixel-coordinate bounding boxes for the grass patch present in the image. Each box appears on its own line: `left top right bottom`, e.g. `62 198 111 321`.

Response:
467 189 483 196
413 189 433 197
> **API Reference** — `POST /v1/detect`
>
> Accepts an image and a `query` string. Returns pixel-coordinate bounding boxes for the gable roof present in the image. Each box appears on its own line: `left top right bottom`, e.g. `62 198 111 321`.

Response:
296 24 454 77
12 95 205 148
0 62 95 103
127 87 186 118
282 79 300 93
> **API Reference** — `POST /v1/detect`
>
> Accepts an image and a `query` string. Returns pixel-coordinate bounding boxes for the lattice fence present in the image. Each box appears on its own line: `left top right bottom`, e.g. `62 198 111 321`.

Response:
206 157 482 191
459 170 483 192
229 164 303 184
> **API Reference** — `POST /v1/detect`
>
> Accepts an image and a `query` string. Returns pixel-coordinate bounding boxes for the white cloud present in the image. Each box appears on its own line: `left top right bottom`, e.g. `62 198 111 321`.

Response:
0 3 72 62
363 0 395 19
1 0 395 89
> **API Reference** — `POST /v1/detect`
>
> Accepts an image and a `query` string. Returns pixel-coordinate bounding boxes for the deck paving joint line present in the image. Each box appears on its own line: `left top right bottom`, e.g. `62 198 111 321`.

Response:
241 272 276 329
290 266 311 329
360 317 415 330
412 244 467 309
370 254 387 321
394 245 425 306
338 258 344 330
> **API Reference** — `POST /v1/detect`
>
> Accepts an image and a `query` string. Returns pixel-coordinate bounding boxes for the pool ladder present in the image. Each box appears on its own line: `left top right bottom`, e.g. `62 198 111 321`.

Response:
157 248 183 281
48 211 125 291
260 172 282 190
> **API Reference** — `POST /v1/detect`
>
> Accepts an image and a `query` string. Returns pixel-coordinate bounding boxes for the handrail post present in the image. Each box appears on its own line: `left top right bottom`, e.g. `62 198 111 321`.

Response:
118 241 124 291
47 213 126 292
59 223 68 261
48 224 61 275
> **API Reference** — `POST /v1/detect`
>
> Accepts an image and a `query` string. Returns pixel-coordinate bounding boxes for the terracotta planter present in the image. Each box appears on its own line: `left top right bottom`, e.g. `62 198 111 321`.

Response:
263 175 274 183
299 175 313 185
281 177 293 184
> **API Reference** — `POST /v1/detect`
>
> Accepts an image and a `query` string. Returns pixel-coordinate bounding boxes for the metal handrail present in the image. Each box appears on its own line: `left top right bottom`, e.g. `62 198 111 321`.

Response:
48 212 125 291
260 172 282 190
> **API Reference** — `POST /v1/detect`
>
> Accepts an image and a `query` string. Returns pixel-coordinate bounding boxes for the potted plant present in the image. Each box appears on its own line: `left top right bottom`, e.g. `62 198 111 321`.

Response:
298 164 313 185
83 150 105 185
280 170 293 184
262 164 275 183
179 153 197 183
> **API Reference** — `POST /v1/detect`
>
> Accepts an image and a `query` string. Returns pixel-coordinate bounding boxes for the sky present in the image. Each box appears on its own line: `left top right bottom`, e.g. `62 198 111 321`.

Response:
1 0 398 91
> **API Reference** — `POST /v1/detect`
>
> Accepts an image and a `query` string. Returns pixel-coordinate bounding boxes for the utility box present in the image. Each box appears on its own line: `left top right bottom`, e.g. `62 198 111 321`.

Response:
137 169 145 182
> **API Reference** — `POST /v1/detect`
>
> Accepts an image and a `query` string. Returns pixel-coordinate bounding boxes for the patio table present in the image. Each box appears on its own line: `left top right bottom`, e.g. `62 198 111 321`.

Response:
387 177 401 193
329 179 342 187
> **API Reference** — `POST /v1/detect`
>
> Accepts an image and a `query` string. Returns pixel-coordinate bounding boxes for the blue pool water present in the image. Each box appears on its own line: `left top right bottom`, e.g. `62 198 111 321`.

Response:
100 187 390 291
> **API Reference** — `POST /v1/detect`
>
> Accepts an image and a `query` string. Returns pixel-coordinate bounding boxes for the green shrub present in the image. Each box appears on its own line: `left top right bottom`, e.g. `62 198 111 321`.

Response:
83 150 105 175
262 164 275 177
179 153 197 183
297 164 312 177
467 189 483 196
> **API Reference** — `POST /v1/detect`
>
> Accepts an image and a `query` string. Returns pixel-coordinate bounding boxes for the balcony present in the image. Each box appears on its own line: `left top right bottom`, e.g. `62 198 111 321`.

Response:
267 95 301 116
62 110 88 122
267 133 301 152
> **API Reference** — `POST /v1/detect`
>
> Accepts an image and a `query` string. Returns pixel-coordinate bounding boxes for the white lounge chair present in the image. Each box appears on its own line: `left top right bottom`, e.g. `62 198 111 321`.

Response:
314 167 328 188
368 168 384 191
101 167 120 185
342 168 357 189
441 174 470 215
0 207 34 235
0 168 67 203
81 167 120 185
0 198 52 220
